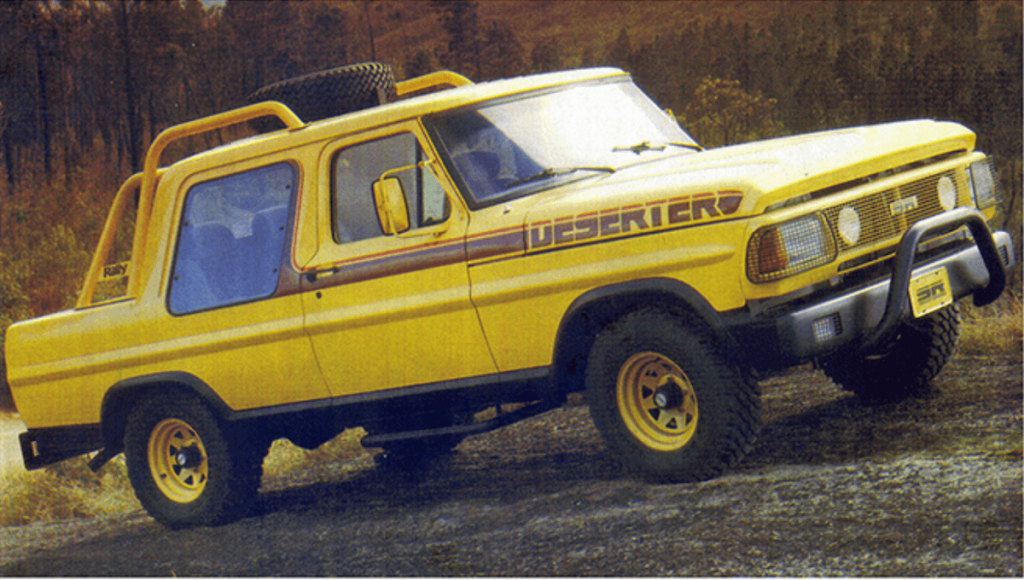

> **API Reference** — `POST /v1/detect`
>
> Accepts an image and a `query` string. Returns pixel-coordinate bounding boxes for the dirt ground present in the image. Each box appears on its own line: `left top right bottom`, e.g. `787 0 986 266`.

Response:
0 354 1020 576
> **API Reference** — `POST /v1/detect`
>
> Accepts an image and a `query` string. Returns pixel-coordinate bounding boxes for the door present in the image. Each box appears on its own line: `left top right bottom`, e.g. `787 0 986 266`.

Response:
160 160 329 411
301 125 497 397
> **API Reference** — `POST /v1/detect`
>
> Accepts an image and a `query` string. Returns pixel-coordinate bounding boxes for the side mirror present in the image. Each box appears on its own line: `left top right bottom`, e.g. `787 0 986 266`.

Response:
373 176 410 235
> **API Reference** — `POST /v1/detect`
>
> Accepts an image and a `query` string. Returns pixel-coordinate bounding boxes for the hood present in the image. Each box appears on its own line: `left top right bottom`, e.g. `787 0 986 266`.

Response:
521 120 975 250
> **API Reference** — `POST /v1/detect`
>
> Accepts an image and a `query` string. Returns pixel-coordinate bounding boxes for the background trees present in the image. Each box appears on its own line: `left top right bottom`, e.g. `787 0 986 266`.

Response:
680 77 784 148
0 0 1018 325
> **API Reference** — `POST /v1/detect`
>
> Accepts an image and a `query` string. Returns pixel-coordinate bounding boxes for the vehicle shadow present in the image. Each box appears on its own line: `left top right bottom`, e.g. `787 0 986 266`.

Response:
253 364 987 521
255 406 625 520
740 384 954 472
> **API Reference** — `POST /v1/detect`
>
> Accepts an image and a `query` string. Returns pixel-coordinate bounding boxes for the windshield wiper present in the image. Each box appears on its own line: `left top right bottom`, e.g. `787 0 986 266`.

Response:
613 140 703 155
506 166 616 189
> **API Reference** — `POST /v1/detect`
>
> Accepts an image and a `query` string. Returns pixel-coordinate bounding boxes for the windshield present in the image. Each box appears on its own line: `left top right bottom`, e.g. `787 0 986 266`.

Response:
427 79 699 207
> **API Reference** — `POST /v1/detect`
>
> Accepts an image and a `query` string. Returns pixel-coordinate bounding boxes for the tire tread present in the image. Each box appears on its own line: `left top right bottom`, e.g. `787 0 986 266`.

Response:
585 307 760 483
821 303 962 402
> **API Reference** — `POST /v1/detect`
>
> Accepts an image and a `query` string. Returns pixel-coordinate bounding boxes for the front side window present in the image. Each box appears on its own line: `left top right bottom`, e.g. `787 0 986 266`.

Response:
332 132 450 244
169 162 295 314
427 79 699 208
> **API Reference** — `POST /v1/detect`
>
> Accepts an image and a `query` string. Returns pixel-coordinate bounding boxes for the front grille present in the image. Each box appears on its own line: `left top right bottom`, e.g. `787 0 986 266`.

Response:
821 171 964 255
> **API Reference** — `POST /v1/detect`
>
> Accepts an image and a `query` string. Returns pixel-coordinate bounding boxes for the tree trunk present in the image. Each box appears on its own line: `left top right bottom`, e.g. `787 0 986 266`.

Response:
33 30 52 177
116 1 141 173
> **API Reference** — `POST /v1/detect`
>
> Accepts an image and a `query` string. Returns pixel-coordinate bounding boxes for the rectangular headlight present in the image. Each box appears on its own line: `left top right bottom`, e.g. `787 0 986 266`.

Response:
747 213 836 283
967 158 1002 210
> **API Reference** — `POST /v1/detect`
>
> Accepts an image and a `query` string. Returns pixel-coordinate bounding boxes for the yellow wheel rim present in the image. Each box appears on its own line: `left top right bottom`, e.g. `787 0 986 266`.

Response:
616 352 699 451
148 418 209 503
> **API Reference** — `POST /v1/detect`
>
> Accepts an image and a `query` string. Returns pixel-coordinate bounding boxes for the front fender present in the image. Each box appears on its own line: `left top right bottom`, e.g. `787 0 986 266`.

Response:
550 277 740 394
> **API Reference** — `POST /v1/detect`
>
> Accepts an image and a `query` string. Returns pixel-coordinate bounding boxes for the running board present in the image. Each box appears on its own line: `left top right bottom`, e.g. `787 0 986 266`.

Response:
360 401 554 448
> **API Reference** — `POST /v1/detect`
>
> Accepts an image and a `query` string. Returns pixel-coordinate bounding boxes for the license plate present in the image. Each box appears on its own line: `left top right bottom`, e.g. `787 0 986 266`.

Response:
909 267 953 317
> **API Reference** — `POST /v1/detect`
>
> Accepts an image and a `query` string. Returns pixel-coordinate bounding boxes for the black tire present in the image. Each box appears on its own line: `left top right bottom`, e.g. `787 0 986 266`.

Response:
123 392 266 528
247 62 397 126
820 302 962 403
585 308 761 483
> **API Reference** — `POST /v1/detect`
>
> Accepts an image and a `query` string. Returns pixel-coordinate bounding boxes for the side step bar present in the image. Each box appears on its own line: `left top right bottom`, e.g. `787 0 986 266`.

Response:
360 401 554 448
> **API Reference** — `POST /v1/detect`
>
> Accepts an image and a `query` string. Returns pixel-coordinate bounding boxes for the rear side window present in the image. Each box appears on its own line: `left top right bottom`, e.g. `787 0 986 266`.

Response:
168 162 295 315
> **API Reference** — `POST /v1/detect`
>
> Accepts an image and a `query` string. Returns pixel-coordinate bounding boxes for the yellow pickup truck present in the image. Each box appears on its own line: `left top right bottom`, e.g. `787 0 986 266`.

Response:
6 63 1014 528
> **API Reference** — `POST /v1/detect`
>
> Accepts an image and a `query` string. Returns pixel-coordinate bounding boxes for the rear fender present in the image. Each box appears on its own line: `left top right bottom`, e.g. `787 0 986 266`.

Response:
95 372 233 467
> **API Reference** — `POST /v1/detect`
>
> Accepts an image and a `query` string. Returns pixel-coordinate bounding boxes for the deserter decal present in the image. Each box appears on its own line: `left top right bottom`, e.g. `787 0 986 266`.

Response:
529 190 743 250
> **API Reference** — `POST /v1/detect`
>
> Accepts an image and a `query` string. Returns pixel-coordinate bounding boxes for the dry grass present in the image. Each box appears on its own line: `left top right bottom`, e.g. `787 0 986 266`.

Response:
261 429 375 490
0 457 138 527
960 293 1023 355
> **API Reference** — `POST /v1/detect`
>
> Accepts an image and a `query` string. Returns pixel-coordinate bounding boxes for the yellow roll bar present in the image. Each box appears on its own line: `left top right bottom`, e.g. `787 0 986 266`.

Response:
125 101 306 299
77 171 157 308
89 82 472 306
395 71 473 97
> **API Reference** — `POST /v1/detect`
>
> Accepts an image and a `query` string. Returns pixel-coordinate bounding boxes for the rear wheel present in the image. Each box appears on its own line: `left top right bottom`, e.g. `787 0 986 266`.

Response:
820 302 961 402
124 393 265 528
585 308 760 482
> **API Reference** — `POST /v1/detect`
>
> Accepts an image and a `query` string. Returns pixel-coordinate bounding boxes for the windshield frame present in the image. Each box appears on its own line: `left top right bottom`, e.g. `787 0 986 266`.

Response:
424 77 699 209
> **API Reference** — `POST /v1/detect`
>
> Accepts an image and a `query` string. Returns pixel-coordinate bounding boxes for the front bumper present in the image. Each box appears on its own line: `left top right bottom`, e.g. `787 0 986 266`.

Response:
733 208 1014 366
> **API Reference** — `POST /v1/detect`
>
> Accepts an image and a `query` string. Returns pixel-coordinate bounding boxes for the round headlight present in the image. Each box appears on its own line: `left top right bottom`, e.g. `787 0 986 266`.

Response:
837 206 861 246
937 176 957 211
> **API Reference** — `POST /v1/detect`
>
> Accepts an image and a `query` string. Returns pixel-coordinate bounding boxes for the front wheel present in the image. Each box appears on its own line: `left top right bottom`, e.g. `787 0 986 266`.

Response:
585 308 760 482
124 393 265 528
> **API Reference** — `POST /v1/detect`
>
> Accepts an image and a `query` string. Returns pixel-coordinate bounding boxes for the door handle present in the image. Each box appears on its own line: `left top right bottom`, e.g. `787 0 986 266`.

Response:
304 266 339 283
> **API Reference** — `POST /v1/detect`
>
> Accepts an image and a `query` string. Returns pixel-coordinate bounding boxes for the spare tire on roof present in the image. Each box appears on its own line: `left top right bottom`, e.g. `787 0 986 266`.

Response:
247 62 397 126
